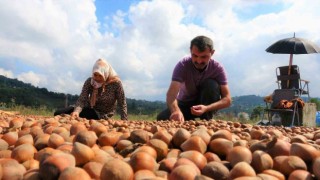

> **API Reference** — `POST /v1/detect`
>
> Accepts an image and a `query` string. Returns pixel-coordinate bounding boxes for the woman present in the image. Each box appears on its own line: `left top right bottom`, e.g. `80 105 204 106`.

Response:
54 59 128 120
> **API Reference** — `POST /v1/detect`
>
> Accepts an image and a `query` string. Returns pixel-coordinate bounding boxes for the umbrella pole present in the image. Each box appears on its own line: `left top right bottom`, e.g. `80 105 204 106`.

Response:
287 54 293 88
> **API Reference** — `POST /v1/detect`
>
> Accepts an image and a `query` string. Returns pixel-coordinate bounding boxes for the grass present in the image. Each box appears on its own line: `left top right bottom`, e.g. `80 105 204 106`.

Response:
1 104 261 123
1 104 158 121
1 105 54 117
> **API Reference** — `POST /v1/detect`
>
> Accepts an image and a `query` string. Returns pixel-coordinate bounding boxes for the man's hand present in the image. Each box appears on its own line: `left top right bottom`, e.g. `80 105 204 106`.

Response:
191 105 207 116
166 81 184 123
170 110 185 123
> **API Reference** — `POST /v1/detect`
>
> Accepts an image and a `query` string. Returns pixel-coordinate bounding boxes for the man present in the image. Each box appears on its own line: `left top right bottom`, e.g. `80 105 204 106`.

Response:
157 35 231 123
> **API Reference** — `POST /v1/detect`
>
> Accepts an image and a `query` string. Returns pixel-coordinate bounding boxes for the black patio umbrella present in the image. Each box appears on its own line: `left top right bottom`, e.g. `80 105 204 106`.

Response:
266 37 320 55
266 33 320 87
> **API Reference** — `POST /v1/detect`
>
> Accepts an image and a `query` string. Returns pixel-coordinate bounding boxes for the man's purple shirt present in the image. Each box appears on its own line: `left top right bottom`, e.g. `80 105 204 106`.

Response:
172 56 228 102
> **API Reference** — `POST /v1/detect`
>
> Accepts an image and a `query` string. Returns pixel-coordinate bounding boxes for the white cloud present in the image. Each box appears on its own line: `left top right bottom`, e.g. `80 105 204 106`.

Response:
17 71 45 87
0 0 319 101
0 68 14 78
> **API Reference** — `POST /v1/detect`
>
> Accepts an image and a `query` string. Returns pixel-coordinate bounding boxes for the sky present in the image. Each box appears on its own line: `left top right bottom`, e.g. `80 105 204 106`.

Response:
0 0 320 101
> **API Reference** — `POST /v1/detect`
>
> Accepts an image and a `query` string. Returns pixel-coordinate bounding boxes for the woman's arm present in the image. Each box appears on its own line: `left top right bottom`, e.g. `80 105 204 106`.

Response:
116 81 128 120
74 78 92 113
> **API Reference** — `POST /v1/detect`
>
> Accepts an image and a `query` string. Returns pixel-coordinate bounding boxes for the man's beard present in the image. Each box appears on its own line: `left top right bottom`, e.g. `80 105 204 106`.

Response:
193 62 207 71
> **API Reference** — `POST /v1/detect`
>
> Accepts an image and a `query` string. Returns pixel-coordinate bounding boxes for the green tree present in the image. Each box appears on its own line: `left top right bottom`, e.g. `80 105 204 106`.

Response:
310 98 320 111
250 105 265 120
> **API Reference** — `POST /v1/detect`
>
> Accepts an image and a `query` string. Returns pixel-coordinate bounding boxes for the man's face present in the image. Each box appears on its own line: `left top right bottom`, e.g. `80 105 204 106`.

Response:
190 46 214 70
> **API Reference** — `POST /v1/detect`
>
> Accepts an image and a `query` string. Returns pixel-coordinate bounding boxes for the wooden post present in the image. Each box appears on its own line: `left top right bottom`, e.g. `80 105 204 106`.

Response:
287 54 293 88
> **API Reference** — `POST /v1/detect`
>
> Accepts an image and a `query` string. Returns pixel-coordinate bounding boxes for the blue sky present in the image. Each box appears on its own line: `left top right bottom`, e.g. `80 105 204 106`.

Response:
234 2 286 20
95 0 132 21
0 0 320 101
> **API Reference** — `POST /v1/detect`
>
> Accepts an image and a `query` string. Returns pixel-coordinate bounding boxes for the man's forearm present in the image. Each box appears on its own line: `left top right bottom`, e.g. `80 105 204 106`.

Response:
166 81 181 114
167 96 180 113
206 97 232 112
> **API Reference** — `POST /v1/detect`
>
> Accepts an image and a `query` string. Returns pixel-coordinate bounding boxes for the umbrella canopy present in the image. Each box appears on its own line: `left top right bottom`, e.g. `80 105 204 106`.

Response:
266 37 320 54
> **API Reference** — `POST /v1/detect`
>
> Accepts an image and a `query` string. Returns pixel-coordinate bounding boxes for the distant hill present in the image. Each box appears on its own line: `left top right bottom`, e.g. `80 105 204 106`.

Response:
0 75 76 109
0 75 165 115
224 95 265 114
0 75 268 115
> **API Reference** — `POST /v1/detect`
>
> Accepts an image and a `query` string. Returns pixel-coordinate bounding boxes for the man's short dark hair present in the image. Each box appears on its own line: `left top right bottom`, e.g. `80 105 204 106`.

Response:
190 36 214 52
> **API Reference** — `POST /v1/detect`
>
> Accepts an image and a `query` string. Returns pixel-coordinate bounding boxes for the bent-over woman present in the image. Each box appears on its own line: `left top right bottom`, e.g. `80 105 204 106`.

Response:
54 58 128 120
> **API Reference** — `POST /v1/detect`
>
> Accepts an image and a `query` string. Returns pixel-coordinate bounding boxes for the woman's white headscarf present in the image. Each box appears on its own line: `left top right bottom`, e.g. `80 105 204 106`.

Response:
90 58 118 107
91 59 117 85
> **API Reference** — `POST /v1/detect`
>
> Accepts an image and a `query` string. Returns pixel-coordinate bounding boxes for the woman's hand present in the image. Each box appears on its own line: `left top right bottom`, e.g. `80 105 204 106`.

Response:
71 111 79 118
